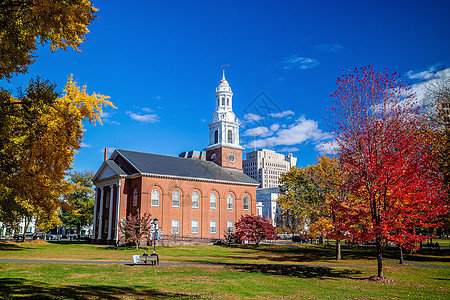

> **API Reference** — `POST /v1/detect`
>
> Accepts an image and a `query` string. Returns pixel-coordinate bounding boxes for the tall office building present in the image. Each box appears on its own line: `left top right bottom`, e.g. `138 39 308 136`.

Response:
243 149 297 188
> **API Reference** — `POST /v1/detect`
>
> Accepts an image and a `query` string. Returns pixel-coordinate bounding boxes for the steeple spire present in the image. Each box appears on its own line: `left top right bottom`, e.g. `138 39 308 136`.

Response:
220 69 228 85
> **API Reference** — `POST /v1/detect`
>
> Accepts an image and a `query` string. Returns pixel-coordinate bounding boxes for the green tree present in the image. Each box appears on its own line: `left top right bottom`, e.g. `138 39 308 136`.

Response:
277 167 326 239
0 0 98 79
61 170 95 236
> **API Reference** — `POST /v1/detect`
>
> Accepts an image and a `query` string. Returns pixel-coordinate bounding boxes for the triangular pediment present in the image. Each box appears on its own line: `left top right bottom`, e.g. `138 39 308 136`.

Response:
93 160 126 183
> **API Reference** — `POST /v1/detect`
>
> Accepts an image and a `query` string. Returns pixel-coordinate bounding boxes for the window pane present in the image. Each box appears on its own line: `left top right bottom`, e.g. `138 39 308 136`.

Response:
210 220 216 234
172 191 180 207
171 220 179 234
227 194 233 210
227 221 233 234
243 196 249 210
192 192 199 208
132 190 138 206
210 193 217 209
192 220 199 234
151 189 159 207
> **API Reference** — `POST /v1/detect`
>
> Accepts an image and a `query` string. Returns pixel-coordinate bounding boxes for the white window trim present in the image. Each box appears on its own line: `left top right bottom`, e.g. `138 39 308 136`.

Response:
210 220 217 234
227 194 233 210
192 192 199 209
192 220 199 234
243 196 249 211
171 220 179 234
172 190 180 208
210 193 217 209
151 189 160 207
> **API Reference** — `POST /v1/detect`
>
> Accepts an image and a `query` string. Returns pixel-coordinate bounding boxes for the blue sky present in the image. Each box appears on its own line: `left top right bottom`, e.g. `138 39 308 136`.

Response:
3 0 450 171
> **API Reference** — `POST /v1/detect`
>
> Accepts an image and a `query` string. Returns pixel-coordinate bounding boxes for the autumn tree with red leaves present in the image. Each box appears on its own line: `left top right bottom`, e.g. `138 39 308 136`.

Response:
329 66 447 278
235 215 277 247
119 209 153 250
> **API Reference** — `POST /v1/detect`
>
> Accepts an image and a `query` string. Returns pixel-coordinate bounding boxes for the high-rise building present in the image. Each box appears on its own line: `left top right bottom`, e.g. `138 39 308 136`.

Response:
243 149 297 188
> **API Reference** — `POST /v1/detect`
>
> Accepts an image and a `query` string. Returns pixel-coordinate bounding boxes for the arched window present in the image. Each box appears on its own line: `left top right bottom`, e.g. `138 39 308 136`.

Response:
151 189 159 207
243 195 249 210
227 129 233 143
172 190 180 207
227 194 233 210
210 193 217 209
192 192 199 208
132 189 138 206
221 97 225 105
214 130 218 144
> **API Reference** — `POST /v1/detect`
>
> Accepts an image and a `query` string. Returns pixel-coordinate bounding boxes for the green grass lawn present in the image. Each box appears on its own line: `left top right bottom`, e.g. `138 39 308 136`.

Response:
0 241 449 299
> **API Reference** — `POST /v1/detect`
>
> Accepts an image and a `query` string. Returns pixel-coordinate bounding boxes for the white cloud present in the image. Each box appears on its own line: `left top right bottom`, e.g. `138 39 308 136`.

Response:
407 67 450 109
101 112 111 118
314 44 344 53
270 124 280 132
315 140 339 155
243 126 273 138
244 113 264 122
248 116 330 148
269 110 295 118
80 142 91 148
126 111 160 123
279 55 320 70
110 121 121 125
278 146 300 152
142 107 154 113
406 65 439 80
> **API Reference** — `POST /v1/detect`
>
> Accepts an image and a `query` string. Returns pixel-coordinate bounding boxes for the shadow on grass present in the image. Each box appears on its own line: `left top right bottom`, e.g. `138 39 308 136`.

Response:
218 244 336 263
47 240 90 245
0 242 24 252
0 278 202 299
230 265 362 280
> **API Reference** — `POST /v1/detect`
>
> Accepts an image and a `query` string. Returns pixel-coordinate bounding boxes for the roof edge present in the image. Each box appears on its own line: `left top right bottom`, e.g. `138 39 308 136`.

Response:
128 172 259 186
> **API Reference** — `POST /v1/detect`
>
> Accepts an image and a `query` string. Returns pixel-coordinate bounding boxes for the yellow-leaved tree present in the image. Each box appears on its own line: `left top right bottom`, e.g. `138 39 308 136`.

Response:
0 75 114 232
0 0 98 79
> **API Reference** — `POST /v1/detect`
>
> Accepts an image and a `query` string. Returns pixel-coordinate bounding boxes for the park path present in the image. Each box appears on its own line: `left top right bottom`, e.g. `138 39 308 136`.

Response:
0 258 448 269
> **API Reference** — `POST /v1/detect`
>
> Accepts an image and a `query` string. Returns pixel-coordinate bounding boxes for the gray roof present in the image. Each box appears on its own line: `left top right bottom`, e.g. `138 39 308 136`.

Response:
104 160 129 176
114 149 259 185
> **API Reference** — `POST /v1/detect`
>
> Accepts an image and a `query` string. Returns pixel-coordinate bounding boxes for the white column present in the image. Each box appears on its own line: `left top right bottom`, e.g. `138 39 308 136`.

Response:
115 179 122 242
92 188 98 239
97 187 104 240
107 185 114 240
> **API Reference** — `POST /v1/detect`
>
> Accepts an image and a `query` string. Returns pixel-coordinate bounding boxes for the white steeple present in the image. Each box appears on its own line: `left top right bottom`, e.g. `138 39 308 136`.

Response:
205 71 243 150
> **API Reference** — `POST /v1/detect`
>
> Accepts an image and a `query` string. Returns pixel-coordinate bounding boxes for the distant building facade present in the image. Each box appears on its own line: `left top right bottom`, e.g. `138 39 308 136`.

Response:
179 151 206 160
256 187 280 226
243 149 297 188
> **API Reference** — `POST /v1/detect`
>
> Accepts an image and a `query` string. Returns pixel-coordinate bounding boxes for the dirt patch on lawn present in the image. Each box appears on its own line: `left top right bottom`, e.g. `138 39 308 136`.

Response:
27 240 49 245
366 276 395 284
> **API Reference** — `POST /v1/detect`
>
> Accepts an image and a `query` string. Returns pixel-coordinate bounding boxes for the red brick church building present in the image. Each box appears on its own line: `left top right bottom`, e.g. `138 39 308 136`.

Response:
92 73 259 244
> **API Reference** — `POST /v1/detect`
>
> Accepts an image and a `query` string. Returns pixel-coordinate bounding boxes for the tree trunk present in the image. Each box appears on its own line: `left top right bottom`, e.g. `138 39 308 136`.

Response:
336 239 341 261
399 246 404 264
376 237 383 277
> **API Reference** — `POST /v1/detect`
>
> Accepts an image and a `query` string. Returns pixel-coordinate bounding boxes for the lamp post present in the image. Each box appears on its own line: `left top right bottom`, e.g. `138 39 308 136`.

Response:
152 218 159 254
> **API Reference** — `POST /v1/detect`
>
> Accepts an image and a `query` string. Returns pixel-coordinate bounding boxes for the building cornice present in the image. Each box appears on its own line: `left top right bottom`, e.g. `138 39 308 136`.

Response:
126 172 259 187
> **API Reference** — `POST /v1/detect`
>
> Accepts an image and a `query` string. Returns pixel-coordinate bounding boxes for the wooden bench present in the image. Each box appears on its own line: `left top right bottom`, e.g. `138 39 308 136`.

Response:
140 254 159 265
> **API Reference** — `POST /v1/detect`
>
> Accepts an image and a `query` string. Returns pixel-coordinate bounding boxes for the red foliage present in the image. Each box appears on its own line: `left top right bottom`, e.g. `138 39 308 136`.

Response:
235 214 278 246
330 66 447 276
119 209 153 249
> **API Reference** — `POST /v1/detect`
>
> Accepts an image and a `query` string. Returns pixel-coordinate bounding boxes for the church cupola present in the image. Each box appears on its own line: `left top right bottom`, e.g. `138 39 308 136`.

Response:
205 71 243 171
